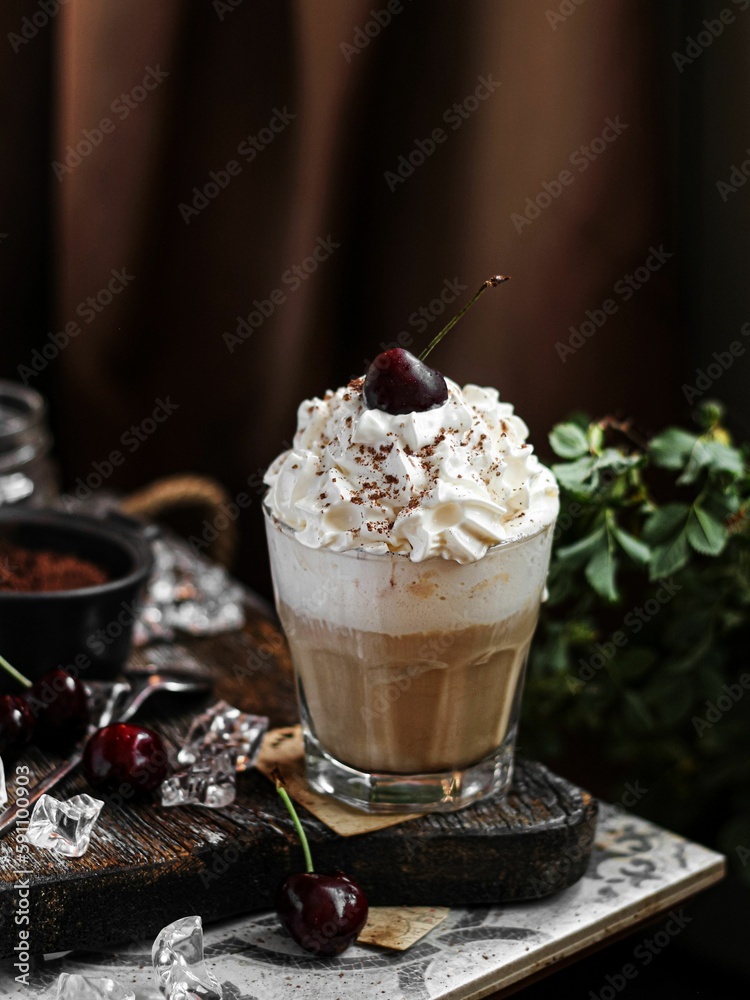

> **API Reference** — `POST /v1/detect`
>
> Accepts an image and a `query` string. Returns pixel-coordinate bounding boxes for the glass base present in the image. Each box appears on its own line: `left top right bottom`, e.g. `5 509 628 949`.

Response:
303 728 516 814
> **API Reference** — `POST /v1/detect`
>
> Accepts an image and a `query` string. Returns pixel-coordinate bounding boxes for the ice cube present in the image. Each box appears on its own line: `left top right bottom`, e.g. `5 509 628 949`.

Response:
152 914 222 1000
27 793 104 858
177 700 268 772
0 757 7 809
55 972 134 999
161 747 237 809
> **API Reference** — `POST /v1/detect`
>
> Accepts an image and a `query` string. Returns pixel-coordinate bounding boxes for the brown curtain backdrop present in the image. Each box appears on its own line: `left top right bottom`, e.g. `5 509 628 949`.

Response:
1 0 747 591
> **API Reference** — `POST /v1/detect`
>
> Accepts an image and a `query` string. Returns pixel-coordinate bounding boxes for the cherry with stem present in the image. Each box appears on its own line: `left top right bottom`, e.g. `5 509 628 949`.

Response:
0 653 89 752
363 274 511 415
0 653 35 757
273 770 369 956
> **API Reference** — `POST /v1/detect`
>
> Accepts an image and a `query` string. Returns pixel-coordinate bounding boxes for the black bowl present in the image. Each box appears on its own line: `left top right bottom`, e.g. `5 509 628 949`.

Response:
0 509 154 687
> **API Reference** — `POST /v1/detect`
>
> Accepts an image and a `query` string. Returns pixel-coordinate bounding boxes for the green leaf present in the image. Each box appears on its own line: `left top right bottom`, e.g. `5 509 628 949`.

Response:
643 504 690 544
556 528 605 567
549 423 590 459
653 680 694 727
623 690 654 730
552 456 598 493
585 539 618 602
649 428 698 469
678 437 745 484
695 439 744 476
595 448 643 472
587 422 604 453
687 506 727 556
616 648 657 681
611 525 651 565
649 531 690 579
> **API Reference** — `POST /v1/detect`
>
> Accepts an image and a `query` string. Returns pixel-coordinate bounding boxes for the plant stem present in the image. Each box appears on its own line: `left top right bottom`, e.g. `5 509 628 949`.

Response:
0 653 32 690
274 773 314 874
418 274 510 363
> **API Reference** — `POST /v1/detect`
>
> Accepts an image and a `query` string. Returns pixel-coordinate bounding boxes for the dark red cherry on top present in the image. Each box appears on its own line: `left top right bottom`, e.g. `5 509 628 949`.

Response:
277 870 369 957
362 275 511 416
83 723 168 795
29 668 90 750
363 349 448 415
0 695 36 758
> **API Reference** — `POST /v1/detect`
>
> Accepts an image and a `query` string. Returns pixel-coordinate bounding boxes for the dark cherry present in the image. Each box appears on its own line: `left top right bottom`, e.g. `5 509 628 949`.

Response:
276 871 369 956
362 275 511 415
28 669 90 750
0 695 36 757
273 773 369 956
82 723 169 795
363 348 448 415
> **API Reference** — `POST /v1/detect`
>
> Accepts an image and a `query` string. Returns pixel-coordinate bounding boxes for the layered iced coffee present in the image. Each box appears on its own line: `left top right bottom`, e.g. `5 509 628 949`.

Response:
264 313 559 811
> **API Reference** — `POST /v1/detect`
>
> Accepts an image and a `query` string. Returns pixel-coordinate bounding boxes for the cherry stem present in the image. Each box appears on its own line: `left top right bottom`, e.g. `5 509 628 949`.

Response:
418 274 511 363
273 770 314 874
0 653 32 690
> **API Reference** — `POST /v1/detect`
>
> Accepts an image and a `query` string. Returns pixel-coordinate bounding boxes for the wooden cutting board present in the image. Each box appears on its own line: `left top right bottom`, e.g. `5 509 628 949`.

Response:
0 602 597 958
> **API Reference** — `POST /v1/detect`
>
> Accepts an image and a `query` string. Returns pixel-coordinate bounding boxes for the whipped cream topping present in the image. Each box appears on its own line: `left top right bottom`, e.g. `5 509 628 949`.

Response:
264 378 559 563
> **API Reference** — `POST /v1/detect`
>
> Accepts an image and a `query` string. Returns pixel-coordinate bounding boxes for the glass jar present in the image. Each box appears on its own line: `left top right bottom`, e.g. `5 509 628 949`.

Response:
0 380 57 506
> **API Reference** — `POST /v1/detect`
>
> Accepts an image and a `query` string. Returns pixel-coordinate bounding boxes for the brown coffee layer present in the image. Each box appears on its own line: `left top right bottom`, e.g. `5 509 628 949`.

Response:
278 602 539 774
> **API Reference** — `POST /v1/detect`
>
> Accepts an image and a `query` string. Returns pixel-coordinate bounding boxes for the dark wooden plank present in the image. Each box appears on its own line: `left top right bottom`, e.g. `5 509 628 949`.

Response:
0 604 597 957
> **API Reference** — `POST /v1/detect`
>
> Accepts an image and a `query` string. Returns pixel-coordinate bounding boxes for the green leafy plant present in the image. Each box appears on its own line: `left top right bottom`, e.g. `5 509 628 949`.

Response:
523 401 750 880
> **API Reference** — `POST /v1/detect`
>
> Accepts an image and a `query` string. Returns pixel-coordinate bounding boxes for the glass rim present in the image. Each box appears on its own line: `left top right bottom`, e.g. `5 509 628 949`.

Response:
262 497 555 562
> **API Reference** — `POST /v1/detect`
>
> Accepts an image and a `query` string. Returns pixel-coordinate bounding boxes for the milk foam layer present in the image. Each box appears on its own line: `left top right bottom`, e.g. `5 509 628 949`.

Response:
264 378 559 564
265 512 554 635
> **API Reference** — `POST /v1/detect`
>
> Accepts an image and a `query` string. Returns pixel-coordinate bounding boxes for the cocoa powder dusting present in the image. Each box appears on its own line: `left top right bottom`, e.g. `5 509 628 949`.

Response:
0 541 109 593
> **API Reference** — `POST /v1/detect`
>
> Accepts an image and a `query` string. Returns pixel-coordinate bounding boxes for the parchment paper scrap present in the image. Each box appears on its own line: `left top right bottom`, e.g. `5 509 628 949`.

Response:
359 906 450 950
255 726 417 836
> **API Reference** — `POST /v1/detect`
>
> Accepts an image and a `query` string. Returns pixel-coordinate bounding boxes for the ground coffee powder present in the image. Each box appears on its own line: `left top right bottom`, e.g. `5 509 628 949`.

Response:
0 541 109 592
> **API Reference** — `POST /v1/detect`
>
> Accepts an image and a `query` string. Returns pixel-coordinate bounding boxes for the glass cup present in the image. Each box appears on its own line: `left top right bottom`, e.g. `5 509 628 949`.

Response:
264 504 554 813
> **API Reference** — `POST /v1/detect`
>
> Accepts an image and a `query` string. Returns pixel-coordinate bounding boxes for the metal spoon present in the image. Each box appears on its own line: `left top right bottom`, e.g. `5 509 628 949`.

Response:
0 669 212 838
